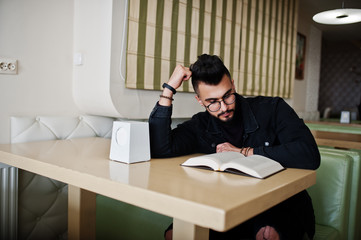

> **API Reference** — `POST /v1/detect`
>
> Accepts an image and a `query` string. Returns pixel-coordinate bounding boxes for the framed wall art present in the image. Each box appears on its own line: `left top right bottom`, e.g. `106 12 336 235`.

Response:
295 33 306 80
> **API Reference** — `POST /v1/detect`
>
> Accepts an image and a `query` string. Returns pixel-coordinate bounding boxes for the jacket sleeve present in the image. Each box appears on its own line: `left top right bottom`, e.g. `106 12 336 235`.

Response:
148 103 198 158
253 98 320 170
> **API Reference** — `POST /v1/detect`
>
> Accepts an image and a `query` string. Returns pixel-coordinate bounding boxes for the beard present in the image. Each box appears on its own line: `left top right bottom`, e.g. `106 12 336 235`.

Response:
217 109 235 122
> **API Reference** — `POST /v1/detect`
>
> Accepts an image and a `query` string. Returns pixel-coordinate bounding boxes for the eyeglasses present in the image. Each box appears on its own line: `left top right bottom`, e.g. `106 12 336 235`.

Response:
205 93 236 112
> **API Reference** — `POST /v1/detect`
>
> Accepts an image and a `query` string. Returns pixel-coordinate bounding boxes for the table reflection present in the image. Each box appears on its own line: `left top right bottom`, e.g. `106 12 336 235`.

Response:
109 160 150 188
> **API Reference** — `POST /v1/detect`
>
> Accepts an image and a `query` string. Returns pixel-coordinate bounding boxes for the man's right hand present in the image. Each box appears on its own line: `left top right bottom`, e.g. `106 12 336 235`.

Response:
159 65 192 106
167 65 192 90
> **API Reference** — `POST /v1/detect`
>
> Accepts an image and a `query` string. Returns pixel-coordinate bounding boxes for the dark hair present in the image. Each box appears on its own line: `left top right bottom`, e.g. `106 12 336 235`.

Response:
190 54 231 94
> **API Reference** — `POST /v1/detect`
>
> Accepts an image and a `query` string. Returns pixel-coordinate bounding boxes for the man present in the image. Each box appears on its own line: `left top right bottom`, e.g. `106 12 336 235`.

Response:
149 54 320 240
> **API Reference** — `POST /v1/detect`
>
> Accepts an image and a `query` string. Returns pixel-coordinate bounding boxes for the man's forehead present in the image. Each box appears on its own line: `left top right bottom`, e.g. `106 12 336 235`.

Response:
204 88 232 100
198 85 233 101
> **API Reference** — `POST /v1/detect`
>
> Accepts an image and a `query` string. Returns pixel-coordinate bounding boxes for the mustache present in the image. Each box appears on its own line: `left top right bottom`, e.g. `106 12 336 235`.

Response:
217 109 234 117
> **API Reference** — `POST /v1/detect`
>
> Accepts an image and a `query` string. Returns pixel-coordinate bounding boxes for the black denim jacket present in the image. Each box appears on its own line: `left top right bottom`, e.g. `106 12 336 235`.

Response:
149 94 320 170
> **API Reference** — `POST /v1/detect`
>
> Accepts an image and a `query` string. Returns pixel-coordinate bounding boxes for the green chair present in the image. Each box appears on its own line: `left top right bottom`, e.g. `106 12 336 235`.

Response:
96 195 172 240
307 152 353 240
318 148 361 240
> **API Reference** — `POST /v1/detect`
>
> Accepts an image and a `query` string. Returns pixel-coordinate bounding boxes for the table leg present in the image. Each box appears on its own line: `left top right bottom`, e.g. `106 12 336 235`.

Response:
173 218 209 240
68 185 96 240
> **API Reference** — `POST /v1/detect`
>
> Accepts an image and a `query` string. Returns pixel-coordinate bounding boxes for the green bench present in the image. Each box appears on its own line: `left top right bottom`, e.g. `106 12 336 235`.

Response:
96 196 172 240
307 148 361 240
305 121 361 239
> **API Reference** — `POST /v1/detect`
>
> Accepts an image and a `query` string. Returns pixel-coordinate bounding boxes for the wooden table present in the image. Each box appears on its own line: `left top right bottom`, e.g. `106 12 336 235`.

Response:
306 121 361 150
0 137 316 240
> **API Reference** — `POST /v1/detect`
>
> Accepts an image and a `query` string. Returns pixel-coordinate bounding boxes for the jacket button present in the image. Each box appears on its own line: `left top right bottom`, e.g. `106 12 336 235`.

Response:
211 143 216 148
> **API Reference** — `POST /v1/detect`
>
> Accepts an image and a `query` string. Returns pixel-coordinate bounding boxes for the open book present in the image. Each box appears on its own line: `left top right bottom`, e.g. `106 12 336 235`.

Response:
181 152 284 179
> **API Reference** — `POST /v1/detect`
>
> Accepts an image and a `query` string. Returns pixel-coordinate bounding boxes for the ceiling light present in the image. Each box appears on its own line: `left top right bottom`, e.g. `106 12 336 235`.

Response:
313 2 361 25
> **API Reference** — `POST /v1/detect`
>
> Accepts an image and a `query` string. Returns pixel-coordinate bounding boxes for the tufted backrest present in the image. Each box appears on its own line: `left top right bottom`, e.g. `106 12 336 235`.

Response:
10 115 115 240
11 115 114 143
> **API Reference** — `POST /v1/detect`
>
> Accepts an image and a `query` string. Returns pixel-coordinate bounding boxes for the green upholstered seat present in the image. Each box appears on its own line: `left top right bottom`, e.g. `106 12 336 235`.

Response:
314 224 339 240
318 148 361 240
96 195 172 240
308 152 353 240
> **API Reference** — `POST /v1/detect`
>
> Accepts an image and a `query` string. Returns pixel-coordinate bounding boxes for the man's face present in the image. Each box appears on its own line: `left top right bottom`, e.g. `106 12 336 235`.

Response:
195 74 236 122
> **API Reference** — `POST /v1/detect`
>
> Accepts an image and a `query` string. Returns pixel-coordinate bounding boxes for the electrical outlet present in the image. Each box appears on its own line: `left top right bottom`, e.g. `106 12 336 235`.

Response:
0 58 18 74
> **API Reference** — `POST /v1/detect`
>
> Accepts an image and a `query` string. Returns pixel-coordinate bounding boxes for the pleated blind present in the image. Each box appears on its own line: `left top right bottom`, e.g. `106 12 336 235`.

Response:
126 0 298 98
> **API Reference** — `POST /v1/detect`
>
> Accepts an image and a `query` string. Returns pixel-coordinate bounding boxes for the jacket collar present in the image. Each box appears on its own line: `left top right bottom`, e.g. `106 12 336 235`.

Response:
238 95 259 134
206 94 259 134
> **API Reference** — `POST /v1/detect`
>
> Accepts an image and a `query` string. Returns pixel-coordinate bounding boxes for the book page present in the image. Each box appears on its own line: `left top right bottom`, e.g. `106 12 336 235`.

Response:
220 154 284 178
182 152 284 179
181 152 242 171
183 166 261 186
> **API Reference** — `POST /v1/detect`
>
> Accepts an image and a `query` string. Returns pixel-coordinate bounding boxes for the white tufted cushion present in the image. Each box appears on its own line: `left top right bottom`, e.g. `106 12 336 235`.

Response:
11 116 114 143
10 115 115 240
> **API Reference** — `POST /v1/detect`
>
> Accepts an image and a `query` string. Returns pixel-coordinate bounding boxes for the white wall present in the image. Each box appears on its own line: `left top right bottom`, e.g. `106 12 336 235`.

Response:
292 5 322 118
0 0 81 143
0 0 322 144
73 0 202 119
72 0 120 117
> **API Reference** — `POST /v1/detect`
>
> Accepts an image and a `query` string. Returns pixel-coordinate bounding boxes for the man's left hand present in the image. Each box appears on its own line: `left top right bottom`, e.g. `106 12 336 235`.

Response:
216 142 254 156
216 142 239 152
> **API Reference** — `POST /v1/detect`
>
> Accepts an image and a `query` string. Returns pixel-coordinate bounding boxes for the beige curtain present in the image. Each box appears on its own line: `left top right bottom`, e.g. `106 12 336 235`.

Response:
126 0 298 98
